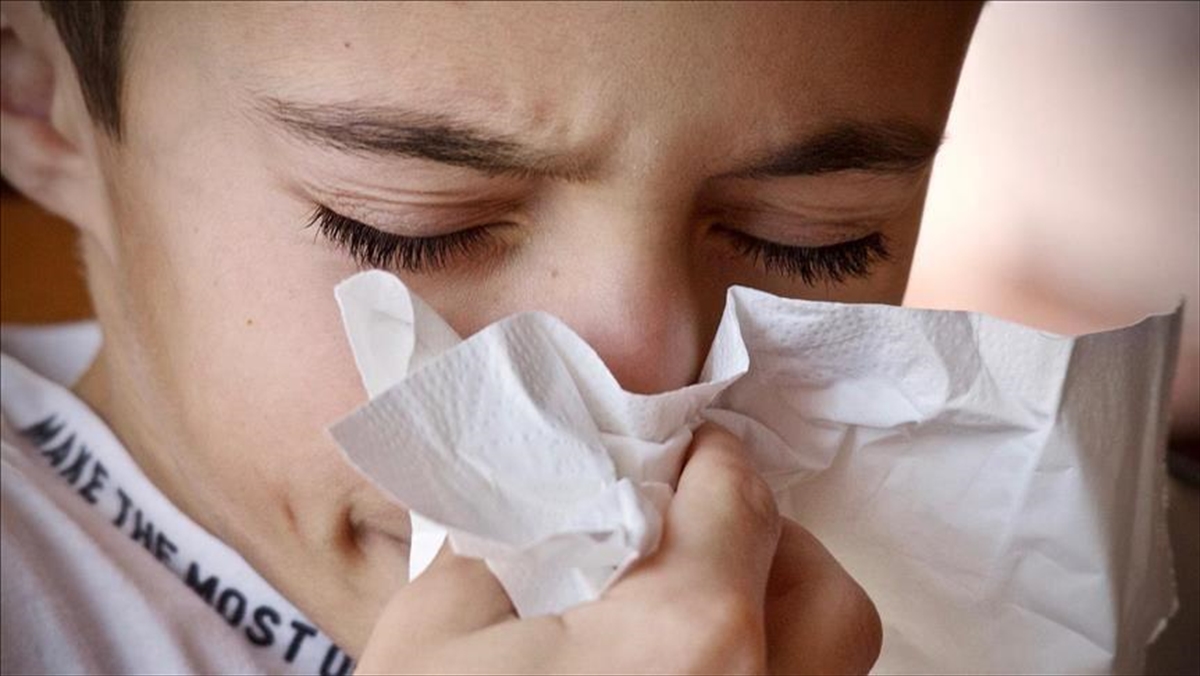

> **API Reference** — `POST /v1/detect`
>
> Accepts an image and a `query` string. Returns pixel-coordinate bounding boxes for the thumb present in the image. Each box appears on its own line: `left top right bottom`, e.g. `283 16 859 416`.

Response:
613 423 782 610
365 542 516 652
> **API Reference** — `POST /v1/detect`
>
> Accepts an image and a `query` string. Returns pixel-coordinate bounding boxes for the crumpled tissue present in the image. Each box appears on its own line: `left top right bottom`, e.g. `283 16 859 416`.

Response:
329 269 1182 674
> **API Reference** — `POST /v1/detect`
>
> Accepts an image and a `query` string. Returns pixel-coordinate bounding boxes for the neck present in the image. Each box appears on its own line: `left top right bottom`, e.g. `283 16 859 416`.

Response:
72 344 221 539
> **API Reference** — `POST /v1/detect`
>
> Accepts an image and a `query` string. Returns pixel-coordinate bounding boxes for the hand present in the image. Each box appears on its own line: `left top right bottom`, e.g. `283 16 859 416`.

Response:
355 424 882 674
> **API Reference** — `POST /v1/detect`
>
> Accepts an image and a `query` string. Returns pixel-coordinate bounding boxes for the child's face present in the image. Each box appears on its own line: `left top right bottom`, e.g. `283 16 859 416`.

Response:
67 2 979 652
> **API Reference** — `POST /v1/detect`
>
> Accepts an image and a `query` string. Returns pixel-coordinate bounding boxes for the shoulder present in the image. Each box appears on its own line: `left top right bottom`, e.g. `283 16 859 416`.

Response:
1 431 117 674
0 356 267 675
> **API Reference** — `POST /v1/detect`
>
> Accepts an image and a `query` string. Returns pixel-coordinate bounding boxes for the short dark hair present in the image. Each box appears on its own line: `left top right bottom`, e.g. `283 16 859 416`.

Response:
40 0 127 138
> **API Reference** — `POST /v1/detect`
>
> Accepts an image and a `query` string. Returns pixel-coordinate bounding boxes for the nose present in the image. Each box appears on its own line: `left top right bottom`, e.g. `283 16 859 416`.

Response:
562 270 706 394
522 214 717 395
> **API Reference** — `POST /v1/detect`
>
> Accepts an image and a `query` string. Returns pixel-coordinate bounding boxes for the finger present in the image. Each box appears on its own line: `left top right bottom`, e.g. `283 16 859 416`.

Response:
765 519 882 675
616 422 782 608
369 542 516 648
415 542 517 633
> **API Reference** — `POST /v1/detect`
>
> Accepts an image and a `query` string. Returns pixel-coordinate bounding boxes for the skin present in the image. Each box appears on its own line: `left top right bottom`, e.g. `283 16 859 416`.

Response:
1 1 980 671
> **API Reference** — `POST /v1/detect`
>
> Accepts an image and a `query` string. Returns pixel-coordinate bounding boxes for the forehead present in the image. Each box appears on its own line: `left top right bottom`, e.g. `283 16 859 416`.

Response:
123 2 975 167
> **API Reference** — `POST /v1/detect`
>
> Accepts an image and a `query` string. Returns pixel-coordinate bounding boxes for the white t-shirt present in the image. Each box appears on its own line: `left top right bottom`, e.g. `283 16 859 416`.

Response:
1 323 355 675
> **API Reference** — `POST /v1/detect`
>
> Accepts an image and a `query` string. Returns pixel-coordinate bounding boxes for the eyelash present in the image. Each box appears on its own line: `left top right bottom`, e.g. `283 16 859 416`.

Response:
308 204 891 283
307 205 499 273
717 227 891 286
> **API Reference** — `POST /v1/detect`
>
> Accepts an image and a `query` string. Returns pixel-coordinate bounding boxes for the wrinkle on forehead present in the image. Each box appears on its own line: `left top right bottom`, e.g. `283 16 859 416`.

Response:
126 2 978 183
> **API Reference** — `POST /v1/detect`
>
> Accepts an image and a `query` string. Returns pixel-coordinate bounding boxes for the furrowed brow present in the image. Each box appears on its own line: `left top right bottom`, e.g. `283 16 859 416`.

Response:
727 121 944 179
256 97 593 181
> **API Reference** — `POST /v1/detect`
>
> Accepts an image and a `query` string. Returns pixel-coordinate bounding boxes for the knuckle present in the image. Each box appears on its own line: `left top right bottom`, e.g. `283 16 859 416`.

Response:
726 465 781 535
746 471 781 528
693 432 780 533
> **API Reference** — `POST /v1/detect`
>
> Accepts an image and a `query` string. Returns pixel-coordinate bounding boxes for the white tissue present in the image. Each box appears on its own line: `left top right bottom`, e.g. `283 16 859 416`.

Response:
329 270 1181 674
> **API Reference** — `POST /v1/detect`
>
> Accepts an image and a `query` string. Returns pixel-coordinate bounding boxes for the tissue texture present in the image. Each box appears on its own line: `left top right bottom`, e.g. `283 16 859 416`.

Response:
329 270 1181 674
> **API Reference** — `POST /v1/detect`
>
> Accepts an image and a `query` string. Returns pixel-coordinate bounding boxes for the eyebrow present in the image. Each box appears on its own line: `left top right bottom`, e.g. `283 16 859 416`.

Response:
724 120 943 179
259 97 593 181
257 96 942 181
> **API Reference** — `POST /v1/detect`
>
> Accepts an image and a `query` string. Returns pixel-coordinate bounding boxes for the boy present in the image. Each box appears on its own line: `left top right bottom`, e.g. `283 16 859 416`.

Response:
1 2 981 673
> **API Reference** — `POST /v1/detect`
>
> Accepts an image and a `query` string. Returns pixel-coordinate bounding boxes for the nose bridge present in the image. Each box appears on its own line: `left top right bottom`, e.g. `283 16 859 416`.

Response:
545 208 709 395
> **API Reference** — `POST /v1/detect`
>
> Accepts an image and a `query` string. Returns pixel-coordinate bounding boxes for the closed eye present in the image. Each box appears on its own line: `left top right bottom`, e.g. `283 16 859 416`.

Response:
307 204 501 273
310 203 891 285
715 226 891 285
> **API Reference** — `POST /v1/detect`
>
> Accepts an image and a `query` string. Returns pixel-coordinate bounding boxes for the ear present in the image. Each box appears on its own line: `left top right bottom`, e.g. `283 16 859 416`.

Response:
1 2 113 242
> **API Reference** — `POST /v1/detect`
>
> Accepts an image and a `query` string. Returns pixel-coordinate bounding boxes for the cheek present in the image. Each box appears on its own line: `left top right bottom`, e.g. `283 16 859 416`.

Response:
112 162 371 524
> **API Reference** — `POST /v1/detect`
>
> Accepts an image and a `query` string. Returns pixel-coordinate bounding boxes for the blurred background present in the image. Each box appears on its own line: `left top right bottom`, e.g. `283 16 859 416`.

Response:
910 0 1199 446
1 1 1197 672
907 3 1199 672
